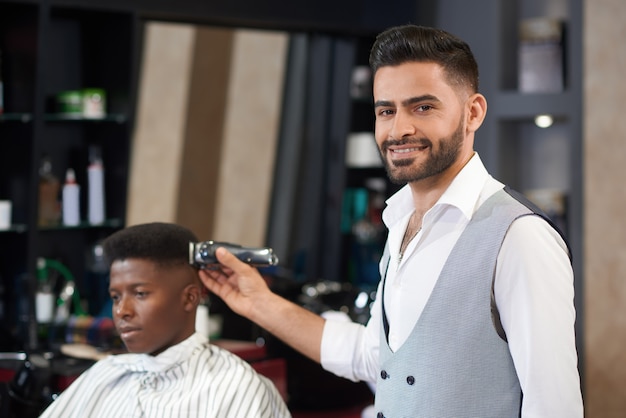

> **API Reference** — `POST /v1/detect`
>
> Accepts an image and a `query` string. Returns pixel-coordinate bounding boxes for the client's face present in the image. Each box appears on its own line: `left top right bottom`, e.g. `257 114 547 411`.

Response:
109 258 196 355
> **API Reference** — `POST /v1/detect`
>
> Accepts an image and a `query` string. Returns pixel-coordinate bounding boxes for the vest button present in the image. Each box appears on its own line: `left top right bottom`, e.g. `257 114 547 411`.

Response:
377 413 385 418
406 375 415 385
380 370 389 379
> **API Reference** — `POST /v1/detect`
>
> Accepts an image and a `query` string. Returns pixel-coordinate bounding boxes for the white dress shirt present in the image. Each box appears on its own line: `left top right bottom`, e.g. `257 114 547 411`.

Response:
321 153 583 417
40 332 291 418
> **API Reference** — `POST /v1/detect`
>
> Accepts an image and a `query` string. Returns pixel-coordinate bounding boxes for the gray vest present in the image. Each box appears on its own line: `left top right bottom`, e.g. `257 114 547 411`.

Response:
374 188 553 418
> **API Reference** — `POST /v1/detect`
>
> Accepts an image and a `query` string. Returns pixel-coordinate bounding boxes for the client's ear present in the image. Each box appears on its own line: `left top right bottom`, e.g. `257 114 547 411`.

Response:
182 284 202 312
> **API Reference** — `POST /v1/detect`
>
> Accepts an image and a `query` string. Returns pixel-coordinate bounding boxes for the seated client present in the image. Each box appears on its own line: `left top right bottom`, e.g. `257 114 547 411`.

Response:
39 222 291 418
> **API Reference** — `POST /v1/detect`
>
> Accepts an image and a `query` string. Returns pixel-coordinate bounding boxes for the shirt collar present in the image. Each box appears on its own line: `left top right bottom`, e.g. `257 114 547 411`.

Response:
112 332 208 373
382 153 490 228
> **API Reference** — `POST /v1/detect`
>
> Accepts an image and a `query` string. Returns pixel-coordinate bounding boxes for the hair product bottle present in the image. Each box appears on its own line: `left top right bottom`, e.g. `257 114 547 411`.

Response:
38 156 60 227
62 168 80 226
87 147 105 225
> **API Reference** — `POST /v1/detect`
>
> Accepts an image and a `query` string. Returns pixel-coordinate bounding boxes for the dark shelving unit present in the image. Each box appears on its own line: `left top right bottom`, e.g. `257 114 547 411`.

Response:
0 1 141 350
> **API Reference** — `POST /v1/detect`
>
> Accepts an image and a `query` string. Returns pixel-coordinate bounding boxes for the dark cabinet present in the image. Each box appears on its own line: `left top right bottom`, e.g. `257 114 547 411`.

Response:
0 1 140 350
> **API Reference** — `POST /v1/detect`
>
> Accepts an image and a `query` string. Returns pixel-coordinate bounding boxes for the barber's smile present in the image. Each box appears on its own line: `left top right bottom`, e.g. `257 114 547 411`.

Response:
387 143 429 160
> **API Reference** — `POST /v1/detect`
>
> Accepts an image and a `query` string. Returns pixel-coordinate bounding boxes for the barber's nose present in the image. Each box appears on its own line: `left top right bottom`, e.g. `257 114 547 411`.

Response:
389 111 416 139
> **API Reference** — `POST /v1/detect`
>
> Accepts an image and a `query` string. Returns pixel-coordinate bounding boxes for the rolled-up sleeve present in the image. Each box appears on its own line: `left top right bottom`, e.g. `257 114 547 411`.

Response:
320 290 382 383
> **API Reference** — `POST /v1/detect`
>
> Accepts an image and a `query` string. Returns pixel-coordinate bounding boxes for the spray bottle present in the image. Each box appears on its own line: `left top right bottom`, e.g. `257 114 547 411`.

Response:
62 168 80 226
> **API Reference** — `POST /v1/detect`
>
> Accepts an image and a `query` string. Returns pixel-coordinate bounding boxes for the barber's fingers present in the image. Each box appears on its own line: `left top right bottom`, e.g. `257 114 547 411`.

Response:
214 246 254 273
199 269 222 291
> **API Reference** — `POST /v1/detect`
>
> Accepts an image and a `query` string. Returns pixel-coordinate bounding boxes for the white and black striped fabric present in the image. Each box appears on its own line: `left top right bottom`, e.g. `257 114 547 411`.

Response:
39 333 291 418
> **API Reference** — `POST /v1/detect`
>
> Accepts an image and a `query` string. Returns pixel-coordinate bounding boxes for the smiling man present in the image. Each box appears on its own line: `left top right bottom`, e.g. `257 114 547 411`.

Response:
199 25 583 417
39 222 290 418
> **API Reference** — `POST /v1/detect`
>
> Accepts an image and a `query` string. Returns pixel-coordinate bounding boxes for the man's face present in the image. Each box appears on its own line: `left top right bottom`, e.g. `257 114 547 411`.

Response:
373 61 471 185
109 258 196 355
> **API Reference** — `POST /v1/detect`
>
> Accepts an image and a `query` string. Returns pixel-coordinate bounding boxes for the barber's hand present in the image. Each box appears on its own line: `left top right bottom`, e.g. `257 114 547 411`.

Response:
201 247 325 363
198 247 270 319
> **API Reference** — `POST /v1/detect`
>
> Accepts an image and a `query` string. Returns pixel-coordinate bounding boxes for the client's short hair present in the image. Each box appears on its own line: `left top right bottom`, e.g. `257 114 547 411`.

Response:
102 222 198 269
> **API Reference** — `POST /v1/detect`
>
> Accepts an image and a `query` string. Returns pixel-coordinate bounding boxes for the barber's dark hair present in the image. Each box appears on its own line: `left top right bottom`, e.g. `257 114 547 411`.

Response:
102 222 198 268
369 25 479 93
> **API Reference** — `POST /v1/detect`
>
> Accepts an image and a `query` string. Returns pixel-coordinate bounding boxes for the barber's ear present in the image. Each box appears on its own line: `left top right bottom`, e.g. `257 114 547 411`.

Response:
466 93 487 133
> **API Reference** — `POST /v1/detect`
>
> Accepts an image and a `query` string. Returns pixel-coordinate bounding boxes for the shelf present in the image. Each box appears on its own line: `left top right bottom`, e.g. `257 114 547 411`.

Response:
0 113 33 123
491 90 575 120
0 219 123 234
43 114 128 123
0 113 128 123
37 218 123 231
0 224 28 233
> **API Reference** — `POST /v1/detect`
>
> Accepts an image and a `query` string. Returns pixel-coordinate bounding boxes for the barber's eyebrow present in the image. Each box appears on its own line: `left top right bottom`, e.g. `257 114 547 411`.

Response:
374 94 440 109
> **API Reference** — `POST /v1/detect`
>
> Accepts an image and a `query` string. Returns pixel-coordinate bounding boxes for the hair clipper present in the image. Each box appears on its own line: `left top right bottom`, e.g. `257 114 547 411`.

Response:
189 240 279 269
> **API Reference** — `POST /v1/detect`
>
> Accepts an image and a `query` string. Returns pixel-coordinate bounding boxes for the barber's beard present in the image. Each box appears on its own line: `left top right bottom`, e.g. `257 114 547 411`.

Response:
381 117 465 185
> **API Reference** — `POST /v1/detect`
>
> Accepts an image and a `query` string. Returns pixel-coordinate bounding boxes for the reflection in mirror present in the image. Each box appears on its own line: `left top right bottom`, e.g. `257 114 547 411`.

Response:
127 21 288 246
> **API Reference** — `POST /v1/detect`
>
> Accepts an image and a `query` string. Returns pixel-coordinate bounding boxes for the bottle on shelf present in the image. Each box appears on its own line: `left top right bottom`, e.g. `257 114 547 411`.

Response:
87 146 106 225
38 156 61 227
518 17 565 93
62 168 80 226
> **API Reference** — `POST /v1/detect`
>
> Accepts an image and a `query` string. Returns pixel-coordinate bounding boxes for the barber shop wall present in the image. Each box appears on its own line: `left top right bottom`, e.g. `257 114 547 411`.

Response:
584 0 626 416
126 22 287 246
